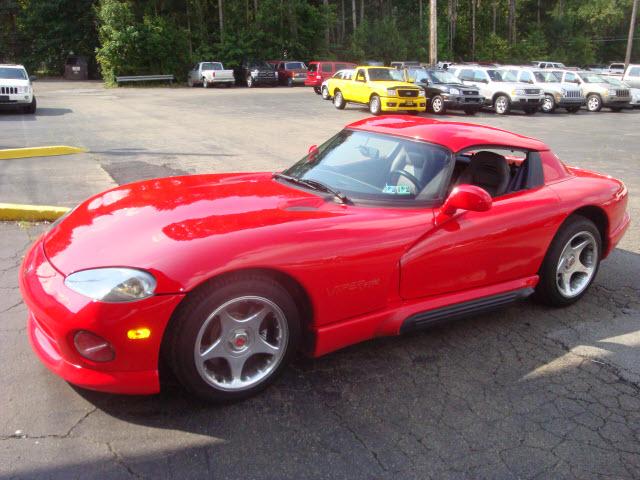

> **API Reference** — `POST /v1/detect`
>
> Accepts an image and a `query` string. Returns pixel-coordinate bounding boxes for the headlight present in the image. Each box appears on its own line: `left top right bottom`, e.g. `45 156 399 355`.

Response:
386 89 397 96
448 87 460 95
65 268 157 303
512 89 525 96
251 69 259 77
418 89 425 97
608 89 616 96
560 88 567 96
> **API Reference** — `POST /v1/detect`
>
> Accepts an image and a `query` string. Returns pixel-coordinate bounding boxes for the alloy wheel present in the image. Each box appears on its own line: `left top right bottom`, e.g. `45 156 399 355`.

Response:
555 231 598 298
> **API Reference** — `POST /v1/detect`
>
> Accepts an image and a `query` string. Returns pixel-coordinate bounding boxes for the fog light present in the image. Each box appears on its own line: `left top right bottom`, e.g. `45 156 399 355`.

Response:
73 330 115 362
388 102 397 107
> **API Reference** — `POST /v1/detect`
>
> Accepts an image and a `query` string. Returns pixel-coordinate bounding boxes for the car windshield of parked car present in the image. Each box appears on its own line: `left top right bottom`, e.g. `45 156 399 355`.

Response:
201 62 222 71
0 67 27 80
580 73 605 83
367 68 405 81
429 70 462 84
487 69 517 82
285 62 306 70
282 130 451 204
603 77 624 86
249 61 272 69
534 71 560 82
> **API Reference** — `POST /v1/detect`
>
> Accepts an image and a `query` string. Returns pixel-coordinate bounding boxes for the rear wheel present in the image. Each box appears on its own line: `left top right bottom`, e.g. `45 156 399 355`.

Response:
246 75 254 88
287 78 293 87
167 274 301 402
313 86 321 95
586 94 602 112
321 86 330 100
534 216 601 307
494 95 510 115
333 90 346 109
202 77 209 88
430 95 446 114
541 94 555 113
369 94 382 115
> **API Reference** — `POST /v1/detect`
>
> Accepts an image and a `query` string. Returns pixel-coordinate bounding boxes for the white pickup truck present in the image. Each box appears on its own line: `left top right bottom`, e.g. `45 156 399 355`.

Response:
187 62 235 88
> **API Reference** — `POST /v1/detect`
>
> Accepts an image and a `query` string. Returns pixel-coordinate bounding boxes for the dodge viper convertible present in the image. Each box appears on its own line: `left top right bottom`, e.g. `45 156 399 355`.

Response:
20 116 629 401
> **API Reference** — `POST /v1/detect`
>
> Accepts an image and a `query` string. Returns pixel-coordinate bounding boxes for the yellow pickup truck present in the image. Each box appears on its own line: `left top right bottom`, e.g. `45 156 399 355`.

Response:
327 66 426 115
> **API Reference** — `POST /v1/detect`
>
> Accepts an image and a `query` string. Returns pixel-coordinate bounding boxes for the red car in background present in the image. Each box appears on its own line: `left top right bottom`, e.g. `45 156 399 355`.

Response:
268 60 308 87
20 117 629 402
305 60 357 94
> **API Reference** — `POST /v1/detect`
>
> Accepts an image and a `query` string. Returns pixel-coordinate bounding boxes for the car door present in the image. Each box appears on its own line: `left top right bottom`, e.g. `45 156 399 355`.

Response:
349 68 368 103
400 154 561 300
190 64 199 83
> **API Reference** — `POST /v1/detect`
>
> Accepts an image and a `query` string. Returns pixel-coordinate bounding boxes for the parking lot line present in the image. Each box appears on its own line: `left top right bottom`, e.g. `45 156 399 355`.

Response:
0 146 87 160
0 203 69 221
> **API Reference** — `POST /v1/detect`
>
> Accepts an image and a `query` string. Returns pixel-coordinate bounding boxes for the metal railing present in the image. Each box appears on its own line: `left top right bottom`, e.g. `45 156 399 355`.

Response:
115 75 174 84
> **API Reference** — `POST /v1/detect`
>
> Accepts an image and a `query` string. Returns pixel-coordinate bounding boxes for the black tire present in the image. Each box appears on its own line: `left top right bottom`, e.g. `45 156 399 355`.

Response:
430 95 446 114
493 94 510 115
321 86 331 100
541 94 555 113
24 97 36 114
369 94 382 115
566 106 580 113
333 90 346 109
464 108 477 116
313 86 321 95
167 273 301 402
586 94 602 112
534 215 601 307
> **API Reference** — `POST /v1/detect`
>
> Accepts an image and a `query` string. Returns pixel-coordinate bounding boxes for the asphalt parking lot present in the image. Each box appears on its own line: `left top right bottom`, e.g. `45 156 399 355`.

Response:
1 81 639 479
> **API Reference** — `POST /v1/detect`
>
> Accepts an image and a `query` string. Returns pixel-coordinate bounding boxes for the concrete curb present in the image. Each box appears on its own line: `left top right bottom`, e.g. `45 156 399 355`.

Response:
0 203 70 221
0 146 87 160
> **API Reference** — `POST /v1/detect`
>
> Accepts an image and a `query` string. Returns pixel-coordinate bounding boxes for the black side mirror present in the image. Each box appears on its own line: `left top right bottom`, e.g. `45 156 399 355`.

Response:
29 75 37 81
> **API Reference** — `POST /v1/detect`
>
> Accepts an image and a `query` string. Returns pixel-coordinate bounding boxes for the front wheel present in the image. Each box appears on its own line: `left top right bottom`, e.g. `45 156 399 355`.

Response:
430 95 446 114
541 94 555 113
23 97 36 114
167 274 301 402
333 90 346 109
369 94 382 115
534 216 601 307
246 75 254 88
321 86 330 100
494 95 510 115
586 94 602 112
287 78 293 87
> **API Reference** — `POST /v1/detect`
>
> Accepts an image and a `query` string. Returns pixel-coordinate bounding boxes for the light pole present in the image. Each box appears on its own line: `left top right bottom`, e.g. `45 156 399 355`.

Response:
625 0 639 69
430 0 437 66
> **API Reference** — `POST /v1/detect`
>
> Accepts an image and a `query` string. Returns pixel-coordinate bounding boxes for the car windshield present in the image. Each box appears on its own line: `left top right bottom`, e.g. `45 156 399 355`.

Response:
285 62 306 70
603 77 624 86
308 63 318 72
580 73 605 83
0 67 27 80
201 62 222 71
281 130 451 204
368 68 405 81
533 71 560 82
429 70 462 84
487 69 517 82
249 61 272 69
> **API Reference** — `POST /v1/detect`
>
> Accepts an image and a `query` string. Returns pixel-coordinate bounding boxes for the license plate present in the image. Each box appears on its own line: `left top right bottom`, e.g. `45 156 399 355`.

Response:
0 95 9 102
406 101 415 106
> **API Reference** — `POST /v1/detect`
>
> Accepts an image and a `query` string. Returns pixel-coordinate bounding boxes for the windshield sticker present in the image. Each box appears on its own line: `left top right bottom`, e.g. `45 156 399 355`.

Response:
383 184 412 195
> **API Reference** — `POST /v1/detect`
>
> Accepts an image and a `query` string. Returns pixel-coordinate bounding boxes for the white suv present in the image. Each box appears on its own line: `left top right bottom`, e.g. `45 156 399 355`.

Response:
450 66 543 115
0 64 36 114
501 66 584 113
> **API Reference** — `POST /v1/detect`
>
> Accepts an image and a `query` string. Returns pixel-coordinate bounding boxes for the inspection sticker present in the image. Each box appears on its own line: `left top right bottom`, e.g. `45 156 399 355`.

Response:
383 184 412 195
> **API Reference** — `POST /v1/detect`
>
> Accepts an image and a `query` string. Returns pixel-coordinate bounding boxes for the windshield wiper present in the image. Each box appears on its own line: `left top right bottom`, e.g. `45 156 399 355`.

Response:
273 173 352 204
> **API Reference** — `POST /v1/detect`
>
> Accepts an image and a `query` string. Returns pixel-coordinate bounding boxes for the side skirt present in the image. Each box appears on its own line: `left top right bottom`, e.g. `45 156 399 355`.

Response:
399 287 534 334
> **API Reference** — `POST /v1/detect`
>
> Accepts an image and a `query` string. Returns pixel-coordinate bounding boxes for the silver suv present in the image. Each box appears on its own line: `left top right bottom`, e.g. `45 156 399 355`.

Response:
553 70 631 112
501 67 584 113
0 64 36 114
622 64 640 88
450 66 543 115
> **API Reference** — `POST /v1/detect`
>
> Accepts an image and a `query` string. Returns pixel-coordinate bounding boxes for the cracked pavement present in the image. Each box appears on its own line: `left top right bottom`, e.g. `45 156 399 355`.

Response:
1 81 639 479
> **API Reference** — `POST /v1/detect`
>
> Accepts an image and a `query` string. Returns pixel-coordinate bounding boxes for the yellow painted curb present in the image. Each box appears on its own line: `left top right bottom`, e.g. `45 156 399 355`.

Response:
0 146 87 160
0 203 70 221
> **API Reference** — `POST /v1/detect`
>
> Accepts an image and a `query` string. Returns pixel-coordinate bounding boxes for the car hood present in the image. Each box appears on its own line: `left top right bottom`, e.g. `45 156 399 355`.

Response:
490 81 535 90
0 78 29 86
374 81 420 89
43 172 344 290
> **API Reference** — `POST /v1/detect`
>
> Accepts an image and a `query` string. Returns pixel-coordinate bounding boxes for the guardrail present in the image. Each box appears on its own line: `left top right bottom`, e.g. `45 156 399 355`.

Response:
115 75 175 84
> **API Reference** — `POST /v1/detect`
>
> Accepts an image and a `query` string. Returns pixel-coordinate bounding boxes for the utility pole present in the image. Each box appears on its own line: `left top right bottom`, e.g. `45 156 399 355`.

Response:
626 0 639 69
430 0 437 66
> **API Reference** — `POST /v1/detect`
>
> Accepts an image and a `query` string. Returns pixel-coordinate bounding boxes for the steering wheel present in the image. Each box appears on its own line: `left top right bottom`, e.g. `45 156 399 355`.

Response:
390 169 422 192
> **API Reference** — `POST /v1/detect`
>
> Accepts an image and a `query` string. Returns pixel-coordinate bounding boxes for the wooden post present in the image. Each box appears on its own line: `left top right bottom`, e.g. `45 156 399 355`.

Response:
430 0 437 66
625 0 639 69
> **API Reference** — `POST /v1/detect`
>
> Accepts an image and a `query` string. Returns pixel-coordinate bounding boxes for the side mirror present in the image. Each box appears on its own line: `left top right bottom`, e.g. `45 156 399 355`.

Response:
29 75 37 81
307 144 319 162
435 185 492 225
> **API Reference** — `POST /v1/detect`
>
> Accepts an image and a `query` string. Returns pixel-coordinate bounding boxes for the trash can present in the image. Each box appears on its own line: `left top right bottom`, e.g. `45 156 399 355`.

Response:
64 55 88 80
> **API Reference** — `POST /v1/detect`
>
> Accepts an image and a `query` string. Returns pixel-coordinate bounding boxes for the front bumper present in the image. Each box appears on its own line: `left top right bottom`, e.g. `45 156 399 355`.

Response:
382 96 426 111
252 76 278 85
0 93 33 106
602 97 631 107
304 77 323 87
556 97 586 107
510 95 543 110
443 94 483 109
19 239 184 395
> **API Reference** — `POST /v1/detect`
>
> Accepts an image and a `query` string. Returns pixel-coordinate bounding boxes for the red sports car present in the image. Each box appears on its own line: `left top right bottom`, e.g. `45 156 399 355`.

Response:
19 116 630 401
